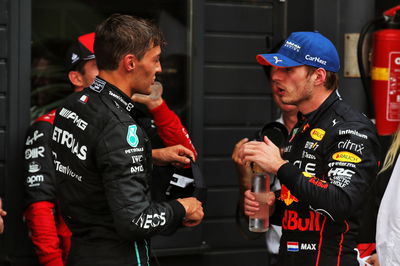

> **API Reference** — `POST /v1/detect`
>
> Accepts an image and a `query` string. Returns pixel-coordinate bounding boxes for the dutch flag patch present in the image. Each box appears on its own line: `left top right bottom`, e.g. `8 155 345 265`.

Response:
287 241 299 252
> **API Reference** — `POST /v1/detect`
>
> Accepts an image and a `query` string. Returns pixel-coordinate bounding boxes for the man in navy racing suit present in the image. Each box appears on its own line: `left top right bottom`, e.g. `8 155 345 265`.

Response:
240 32 380 266
51 14 203 265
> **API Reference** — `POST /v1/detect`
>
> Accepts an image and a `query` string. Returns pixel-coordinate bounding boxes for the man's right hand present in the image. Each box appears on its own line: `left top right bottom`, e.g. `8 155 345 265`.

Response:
176 197 204 227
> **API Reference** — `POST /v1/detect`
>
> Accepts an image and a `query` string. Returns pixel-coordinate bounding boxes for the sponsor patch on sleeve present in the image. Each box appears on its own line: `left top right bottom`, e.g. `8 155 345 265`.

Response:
332 151 362 163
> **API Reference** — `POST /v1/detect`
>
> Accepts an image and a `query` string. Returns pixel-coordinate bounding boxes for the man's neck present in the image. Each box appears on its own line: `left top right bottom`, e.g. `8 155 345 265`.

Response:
98 70 133 97
298 87 333 115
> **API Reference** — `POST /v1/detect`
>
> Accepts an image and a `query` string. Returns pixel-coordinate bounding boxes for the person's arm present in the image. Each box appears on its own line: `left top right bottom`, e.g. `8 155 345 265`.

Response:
149 100 196 157
23 115 67 266
24 202 64 266
366 253 380 266
152 145 194 166
131 93 197 159
97 120 203 240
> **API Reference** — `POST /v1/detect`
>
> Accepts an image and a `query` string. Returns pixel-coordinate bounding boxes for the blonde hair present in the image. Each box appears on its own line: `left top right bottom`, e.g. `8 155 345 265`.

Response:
379 127 400 174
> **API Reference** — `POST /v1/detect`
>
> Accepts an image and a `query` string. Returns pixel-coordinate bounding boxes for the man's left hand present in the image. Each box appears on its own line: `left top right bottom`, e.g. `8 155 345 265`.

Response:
239 136 287 175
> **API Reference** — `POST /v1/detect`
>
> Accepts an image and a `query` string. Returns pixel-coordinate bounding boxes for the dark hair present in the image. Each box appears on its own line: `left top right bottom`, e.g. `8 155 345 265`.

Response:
94 14 165 70
305 66 339 91
71 60 88 75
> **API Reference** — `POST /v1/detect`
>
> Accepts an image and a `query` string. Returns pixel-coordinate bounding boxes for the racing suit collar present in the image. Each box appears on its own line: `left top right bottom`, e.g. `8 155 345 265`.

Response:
302 90 339 125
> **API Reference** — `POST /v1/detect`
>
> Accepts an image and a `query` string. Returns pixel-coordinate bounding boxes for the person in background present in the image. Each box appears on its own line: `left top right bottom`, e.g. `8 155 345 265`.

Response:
232 58 297 266
366 127 400 266
0 198 6 234
23 32 98 266
131 82 197 164
241 31 380 266
51 14 203 265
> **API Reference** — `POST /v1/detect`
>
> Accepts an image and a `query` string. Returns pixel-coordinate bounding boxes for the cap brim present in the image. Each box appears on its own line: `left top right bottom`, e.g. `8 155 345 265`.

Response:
82 54 95 61
256 53 303 68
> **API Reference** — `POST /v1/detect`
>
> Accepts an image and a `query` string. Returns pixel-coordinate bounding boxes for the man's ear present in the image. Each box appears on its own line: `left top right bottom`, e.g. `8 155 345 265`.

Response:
68 71 84 87
314 68 327 87
122 54 136 71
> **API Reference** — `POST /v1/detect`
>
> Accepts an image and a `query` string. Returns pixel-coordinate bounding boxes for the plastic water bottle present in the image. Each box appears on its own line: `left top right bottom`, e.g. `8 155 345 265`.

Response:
249 172 270 232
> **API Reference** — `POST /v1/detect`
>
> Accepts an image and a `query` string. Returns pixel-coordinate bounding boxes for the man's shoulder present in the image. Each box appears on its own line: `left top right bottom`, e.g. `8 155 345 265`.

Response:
328 99 374 127
33 109 57 125
59 89 113 123
57 89 135 133
323 99 378 141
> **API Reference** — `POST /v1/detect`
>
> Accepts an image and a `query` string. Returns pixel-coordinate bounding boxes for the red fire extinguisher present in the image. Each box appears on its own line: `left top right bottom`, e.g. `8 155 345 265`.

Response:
358 5 400 135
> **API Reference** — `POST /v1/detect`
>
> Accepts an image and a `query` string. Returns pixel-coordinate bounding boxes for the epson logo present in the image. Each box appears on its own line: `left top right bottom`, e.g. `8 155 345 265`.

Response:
305 55 327 65
59 108 88 130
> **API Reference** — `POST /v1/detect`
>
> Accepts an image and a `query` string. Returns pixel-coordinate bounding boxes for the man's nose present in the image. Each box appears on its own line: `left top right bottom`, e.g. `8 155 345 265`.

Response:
271 67 283 81
157 63 162 73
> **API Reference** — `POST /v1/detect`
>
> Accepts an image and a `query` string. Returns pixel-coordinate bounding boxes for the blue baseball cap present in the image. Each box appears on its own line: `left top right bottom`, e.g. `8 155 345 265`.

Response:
256 31 340 72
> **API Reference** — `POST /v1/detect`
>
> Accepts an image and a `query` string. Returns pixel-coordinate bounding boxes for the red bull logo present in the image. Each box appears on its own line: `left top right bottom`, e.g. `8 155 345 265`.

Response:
279 185 299 206
282 209 322 231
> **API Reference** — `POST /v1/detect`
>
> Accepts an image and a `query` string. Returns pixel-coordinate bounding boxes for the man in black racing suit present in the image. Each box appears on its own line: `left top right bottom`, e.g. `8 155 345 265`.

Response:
51 14 204 265
241 31 380 266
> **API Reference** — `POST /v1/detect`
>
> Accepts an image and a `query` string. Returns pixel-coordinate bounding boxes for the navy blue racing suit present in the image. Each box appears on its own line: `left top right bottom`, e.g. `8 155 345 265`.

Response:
274 91 380 266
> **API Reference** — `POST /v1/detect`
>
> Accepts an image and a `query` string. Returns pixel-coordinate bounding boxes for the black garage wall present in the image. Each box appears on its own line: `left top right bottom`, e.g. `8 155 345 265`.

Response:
200 0 286 264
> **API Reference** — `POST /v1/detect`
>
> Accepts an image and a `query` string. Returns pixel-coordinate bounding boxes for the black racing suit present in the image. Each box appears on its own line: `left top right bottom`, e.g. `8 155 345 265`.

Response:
274 91 380 266
51 77 185 265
